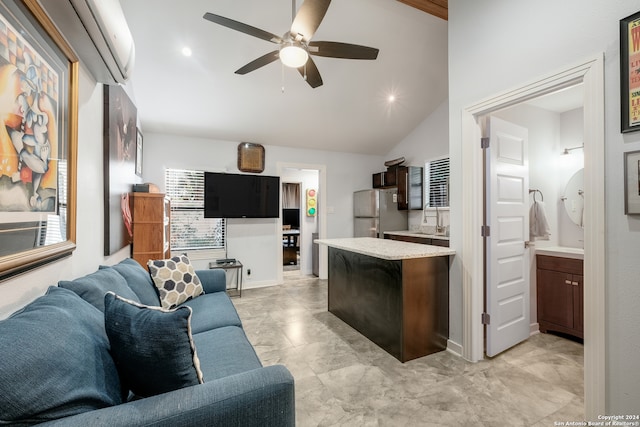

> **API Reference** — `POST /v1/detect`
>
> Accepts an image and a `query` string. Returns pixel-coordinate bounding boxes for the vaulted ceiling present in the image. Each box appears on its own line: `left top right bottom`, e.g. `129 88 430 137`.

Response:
119 0 448 155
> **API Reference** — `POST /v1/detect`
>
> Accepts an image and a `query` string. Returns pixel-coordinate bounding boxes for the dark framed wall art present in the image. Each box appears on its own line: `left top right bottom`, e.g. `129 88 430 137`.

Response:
103 85 137 255
620 10 640 133
0 0 79 280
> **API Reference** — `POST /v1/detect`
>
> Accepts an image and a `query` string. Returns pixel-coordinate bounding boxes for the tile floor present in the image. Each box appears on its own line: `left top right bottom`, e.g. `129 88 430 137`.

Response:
233 274 584 427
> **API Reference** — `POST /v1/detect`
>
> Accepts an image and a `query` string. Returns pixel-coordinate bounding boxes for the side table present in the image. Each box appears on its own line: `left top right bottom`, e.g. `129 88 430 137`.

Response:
208 260 243 297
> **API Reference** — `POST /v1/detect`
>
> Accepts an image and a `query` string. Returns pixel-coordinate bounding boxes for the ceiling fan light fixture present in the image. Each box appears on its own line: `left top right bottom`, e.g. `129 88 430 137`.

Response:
279 44 308 68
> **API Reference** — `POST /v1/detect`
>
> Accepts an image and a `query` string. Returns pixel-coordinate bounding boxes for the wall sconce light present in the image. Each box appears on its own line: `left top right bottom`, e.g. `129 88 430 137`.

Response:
562 144 584 155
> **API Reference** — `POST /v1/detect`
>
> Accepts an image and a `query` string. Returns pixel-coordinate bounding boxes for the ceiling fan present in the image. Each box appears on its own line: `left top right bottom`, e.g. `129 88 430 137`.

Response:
203 0 379 88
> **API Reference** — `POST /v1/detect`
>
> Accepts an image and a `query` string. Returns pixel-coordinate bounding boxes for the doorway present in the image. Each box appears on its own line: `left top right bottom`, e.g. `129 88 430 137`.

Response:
277 163 325 281
460 55 605 417
282 182 301 272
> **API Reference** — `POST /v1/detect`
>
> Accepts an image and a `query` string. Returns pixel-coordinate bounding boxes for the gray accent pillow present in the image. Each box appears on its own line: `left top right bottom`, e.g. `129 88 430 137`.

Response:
0 287 122 424
59 267 140 312
104 292 204 397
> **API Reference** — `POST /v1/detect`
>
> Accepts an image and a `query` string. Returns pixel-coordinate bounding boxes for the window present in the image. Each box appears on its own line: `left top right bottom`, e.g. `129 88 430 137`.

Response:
165 168 225 250
424 157 449 207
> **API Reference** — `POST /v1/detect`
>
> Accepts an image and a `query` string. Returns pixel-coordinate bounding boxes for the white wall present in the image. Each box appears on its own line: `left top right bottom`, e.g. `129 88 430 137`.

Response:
386 100 450 229
143 132 383 287
449 0 640 414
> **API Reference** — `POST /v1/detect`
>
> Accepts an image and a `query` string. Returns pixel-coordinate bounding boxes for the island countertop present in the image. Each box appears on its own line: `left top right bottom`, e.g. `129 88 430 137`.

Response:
315 237 455 260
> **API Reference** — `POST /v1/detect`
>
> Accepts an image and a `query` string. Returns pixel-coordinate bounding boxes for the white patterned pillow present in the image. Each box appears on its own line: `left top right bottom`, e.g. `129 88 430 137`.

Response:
147 255 204 309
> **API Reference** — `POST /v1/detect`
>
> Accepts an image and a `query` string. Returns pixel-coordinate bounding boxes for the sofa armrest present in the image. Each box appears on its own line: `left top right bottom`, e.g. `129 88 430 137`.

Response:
195 269 227 294
38 365 295 427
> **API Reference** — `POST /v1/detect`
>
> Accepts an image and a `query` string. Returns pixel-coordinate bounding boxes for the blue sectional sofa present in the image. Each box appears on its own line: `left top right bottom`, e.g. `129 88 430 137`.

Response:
0 258 295 426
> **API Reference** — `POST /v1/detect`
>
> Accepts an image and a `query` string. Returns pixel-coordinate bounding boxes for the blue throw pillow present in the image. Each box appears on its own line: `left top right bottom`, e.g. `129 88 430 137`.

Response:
0 287 122 424
104 292 204 397
105 258 161 306
59 267 140 312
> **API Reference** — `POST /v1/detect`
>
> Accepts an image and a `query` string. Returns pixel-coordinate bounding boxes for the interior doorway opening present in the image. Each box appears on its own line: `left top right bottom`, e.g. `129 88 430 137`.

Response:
460 55 605 418
282 182 301 273
279 165 323 280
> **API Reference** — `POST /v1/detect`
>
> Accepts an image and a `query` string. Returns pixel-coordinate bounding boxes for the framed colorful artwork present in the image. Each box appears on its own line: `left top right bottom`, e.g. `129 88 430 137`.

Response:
0 0 79 280
620 10 640 133
103 85 138 255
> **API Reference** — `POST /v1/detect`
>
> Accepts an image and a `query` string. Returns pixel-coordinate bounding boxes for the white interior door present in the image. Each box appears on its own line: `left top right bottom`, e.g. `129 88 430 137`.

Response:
485 116 530 357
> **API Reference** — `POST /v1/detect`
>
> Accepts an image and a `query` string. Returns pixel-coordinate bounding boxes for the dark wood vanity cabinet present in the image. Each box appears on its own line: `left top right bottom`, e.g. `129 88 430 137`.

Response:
536 255 583 339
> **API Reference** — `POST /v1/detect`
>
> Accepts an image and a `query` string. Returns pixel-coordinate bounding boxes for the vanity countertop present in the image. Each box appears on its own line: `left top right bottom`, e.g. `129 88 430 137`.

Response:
535 246 584 260
384 230 450 241
315 237 455 260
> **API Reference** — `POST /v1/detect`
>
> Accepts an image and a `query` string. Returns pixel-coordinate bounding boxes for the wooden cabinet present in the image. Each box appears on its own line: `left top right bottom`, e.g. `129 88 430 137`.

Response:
130 193 170 268
372 166 399 188
536 255 583 339
397 166 423 210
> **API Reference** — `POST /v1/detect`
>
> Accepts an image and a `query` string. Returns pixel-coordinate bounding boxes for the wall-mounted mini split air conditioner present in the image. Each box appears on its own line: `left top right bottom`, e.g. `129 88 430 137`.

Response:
38 0 135 84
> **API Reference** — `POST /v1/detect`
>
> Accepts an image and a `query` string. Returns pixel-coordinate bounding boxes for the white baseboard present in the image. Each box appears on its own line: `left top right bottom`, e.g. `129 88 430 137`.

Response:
530 323 540 335
242 280 278 290
446 339 463 357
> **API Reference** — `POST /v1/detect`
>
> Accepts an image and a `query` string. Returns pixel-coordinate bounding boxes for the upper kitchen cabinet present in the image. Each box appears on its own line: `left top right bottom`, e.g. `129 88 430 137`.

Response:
397 166 423 210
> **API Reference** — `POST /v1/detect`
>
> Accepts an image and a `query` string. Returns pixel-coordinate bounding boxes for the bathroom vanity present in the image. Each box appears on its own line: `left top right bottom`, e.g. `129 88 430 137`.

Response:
536 247 584 339
316 237 455 362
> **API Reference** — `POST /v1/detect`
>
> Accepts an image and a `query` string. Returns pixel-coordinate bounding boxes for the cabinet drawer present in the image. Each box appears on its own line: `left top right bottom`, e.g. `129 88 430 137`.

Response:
536 255 582 274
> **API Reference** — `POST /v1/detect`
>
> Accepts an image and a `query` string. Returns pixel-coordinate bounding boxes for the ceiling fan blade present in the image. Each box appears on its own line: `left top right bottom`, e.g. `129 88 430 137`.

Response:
203 13 282 44
235 51 280 75
309 41 379 60
297 57 323 88
290 0 331 43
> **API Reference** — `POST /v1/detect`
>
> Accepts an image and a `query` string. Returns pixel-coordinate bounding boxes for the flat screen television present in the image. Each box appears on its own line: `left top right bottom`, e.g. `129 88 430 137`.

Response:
282 208 300 229
204 172 280 218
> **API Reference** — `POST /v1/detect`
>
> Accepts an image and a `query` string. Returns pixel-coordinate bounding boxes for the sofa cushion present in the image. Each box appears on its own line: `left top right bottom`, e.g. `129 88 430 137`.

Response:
59 267 140 312
148 255 204 309
192 326 262 381
182 292 242 334
104 292 204 398
106 258 160 306
0 287 122 424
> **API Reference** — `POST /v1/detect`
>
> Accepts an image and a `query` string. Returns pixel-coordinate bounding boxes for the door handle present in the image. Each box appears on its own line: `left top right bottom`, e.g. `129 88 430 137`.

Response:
524 241 532 248
572 281 579 286
565 280 572 285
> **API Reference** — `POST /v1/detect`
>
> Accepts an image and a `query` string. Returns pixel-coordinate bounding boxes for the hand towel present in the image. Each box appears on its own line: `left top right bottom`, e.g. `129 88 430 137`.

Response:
530 201 551 240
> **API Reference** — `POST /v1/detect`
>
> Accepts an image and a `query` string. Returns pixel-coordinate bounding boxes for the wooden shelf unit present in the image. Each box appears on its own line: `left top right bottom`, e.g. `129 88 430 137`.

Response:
130 192 170 268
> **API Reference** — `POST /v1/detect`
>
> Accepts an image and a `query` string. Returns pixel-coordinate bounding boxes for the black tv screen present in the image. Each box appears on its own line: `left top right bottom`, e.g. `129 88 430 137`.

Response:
204 172 280 218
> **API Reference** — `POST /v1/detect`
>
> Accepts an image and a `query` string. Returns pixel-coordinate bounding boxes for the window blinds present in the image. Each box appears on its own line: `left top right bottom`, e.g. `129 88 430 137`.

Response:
425 157 449 208
165 168 225 250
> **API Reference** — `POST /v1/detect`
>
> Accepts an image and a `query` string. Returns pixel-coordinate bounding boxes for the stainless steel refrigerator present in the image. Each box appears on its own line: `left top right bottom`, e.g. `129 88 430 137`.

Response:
354 188 408 238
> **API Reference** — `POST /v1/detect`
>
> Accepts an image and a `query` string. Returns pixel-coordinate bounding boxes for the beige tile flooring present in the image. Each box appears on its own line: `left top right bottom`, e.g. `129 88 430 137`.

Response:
232 274 584 427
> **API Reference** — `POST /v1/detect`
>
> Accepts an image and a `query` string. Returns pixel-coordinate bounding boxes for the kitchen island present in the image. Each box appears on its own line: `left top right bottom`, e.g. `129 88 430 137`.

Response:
315 237 455 362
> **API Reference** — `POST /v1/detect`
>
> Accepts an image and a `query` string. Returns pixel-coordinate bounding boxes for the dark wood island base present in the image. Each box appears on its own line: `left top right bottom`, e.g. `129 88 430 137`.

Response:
327 246 450 362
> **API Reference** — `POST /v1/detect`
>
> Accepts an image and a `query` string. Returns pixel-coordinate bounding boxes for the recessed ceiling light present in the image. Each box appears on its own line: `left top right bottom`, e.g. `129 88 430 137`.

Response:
387 94 396 103
182 47 192 57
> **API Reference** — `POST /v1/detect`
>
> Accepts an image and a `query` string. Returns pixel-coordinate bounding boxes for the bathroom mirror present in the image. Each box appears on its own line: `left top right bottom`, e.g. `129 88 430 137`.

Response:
562 168 584 227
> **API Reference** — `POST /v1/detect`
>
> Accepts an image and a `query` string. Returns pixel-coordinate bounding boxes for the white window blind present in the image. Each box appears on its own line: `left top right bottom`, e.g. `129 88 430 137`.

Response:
165 168 225 250
425 157 450 207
